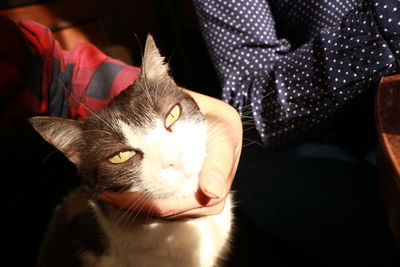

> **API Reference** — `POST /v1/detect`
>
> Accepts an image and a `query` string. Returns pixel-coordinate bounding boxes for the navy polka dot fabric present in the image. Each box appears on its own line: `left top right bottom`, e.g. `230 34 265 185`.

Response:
193 0 400 148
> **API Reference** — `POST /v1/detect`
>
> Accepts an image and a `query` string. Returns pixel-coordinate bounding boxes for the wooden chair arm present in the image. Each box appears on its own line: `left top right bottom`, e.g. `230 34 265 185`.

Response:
376 74 400 242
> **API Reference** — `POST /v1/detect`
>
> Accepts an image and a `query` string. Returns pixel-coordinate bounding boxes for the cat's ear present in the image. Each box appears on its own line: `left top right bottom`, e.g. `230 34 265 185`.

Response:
140 34 170 80
29 117 82 165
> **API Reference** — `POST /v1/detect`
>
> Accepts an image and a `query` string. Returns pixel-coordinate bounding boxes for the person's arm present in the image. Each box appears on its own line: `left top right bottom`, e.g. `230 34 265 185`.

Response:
193 0 400 148
100 89 243 218
6 17 140 121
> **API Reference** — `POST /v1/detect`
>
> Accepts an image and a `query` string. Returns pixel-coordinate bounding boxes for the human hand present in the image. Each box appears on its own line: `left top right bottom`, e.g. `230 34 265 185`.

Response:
99 90 242 219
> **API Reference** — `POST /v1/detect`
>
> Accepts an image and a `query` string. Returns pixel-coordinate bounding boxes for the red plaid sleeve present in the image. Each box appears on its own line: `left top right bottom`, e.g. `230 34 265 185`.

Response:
0 16 140 121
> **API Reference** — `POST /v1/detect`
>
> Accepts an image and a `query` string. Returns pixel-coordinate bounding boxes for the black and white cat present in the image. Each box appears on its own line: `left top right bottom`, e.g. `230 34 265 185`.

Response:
30 35 233 267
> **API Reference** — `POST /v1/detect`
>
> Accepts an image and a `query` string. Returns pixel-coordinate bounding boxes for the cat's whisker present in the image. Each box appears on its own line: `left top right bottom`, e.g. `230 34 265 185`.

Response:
134 32 144 61
114 186 148 224
160 79 171 99
206 135 225 149
206 126 225 142
242 138 266 148
119 203 140 229
206 125 230 144
82 129 113 136
239 112 253 119
206 140 228 152
142 80 156 108
234 90 276 121
206 117 227 132
240 115 256 120
240 89 274 109
74 247 88 260
116 200 146 230
125 197 149 228
241 119 256 125
206 119 229 136
42 149 59 163
242 114 272 123
242 125 258 131
57 77 119 131
206 136 228 151
113 196 140 227
112 188 144 226
57 77 93 116
143 197 158 226
237 105 252 113
242 124 257 130
239 115 254 120
206 126 226 140
205 118 221 130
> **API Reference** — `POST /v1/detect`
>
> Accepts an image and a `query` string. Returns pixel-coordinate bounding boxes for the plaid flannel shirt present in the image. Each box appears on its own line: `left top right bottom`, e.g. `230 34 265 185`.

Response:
0 16 140 121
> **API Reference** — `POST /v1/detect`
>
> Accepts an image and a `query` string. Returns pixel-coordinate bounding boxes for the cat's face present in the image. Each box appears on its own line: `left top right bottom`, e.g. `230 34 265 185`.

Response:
30 35 207 199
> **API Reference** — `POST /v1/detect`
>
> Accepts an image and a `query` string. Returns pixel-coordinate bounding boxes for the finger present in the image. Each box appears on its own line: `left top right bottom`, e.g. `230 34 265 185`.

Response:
99 190 223 218
199 112 240 199
164 199 227 220
99 191 155 212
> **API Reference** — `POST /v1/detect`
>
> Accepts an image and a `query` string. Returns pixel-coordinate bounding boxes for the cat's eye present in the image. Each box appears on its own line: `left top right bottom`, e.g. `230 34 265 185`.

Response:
165 104 181 129
108 151 136 164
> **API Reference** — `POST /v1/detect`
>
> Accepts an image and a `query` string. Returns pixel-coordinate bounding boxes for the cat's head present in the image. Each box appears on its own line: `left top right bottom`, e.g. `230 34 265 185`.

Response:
30 35 207 199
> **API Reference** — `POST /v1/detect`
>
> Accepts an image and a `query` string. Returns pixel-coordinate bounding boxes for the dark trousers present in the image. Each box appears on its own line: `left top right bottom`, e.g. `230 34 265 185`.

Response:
230 141 400 266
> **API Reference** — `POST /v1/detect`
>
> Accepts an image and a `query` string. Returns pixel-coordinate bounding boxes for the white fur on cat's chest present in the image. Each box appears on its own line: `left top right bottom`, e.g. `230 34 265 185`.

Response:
83 197 233 267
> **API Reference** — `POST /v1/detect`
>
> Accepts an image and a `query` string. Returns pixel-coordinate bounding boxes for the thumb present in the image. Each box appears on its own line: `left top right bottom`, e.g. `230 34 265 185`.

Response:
199 113 239 200
201 170 227 199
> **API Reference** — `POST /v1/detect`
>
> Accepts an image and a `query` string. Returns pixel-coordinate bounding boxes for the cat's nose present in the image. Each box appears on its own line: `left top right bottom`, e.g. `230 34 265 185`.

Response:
158 144 182 169
161 156 181 170
163 163 175 169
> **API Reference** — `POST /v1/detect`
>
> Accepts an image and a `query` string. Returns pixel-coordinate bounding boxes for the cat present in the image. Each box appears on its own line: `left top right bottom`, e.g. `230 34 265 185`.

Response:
30 34 233 267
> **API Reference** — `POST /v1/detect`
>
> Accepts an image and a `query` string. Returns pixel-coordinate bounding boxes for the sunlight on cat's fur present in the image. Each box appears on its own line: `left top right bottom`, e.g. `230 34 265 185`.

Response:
30 35 233 267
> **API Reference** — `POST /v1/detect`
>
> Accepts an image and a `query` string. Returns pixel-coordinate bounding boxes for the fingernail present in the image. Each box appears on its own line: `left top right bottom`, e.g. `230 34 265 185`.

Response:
203 171 225 199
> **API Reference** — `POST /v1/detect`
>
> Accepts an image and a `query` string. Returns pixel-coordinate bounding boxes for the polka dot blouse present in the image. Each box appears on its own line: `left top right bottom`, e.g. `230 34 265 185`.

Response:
193 0 400 148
